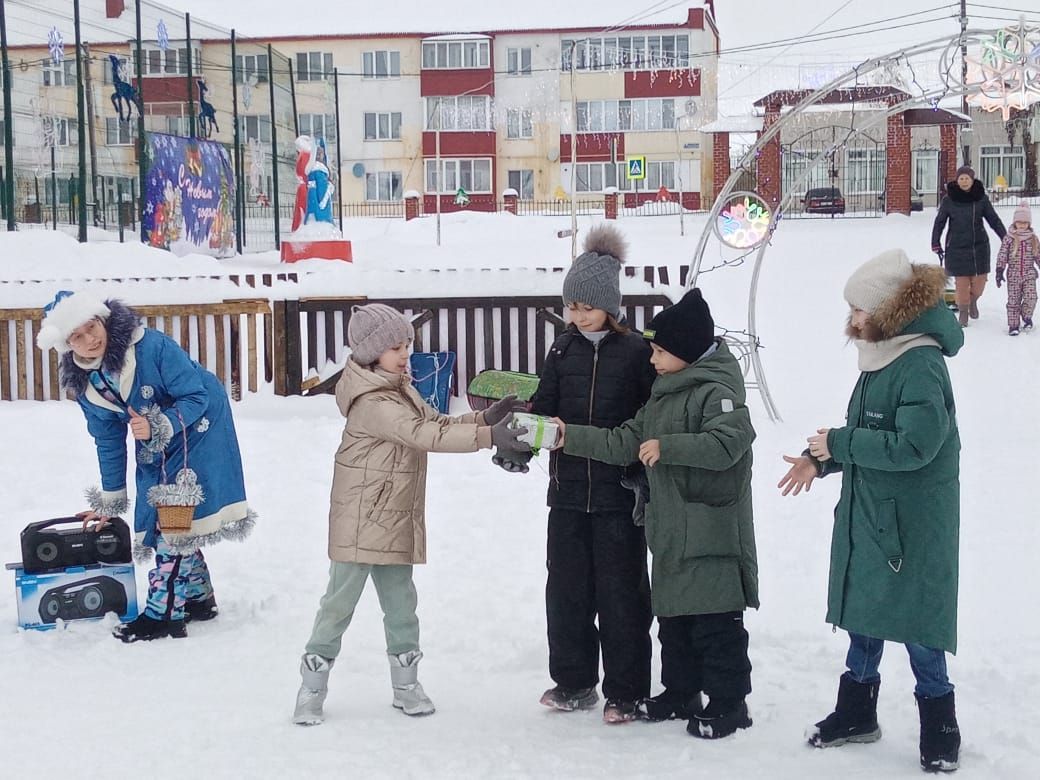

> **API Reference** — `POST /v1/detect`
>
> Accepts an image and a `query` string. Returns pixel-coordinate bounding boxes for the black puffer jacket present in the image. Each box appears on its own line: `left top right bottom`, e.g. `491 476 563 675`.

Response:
931 180 1006 276
530 326 656 512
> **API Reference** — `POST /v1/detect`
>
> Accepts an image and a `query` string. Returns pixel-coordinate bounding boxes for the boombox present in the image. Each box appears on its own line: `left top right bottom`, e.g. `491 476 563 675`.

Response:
21 517 132 574
37 575 128 624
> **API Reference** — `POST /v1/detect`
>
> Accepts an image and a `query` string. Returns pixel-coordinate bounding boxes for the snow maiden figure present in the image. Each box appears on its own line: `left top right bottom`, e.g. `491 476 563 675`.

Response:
37 291 256 642
305 137 335 225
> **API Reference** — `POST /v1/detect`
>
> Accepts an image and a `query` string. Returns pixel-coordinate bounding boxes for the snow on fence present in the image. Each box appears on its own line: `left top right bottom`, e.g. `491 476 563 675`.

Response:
0 300 272 402
272 293 675 398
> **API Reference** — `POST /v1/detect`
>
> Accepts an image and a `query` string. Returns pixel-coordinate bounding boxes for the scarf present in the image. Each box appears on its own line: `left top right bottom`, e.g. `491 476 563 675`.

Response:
854 333 941 372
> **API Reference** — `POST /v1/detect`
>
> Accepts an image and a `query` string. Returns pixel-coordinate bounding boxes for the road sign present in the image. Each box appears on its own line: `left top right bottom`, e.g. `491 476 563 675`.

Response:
626 156 647 180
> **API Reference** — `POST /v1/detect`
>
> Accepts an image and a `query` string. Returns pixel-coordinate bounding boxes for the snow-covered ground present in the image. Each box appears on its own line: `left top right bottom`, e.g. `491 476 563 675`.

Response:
1 208 1037 778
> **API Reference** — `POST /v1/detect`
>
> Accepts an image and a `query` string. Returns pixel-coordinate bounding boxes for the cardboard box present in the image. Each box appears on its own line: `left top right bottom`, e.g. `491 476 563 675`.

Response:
10 562 138 630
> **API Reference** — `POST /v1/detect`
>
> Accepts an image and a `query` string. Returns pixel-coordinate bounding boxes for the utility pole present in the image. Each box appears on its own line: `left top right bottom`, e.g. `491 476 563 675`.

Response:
569 40 578 260
1 0 17 231
960 0 971 167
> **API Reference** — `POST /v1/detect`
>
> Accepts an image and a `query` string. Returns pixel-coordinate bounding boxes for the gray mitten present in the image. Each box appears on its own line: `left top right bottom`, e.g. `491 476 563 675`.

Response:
492 448 534 474
482 394 526 426
491 416 531 457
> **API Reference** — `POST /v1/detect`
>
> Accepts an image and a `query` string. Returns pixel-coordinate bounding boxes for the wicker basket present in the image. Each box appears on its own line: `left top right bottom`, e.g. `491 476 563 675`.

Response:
157 504 195 533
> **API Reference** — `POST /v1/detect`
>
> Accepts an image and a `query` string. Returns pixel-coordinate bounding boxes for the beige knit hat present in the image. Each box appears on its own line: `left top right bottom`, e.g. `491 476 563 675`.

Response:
1012 201 1032 225
843 249 915 314
347 303 414 365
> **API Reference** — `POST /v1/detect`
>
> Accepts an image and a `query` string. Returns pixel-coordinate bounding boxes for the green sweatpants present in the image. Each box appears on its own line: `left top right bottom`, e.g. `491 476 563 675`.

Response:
305 561 420 660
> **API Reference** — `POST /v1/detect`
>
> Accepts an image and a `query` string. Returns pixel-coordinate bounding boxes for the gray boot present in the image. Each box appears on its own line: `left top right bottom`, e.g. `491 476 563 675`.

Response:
390 650 435 716
293 653 333 725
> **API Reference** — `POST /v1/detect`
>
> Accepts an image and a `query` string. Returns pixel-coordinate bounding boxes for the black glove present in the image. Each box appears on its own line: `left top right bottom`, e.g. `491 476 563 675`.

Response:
491 416 531 457
619 468 650 527
482 394 526 426
932 246 944 263
996 269 1004 288
492 448 534 474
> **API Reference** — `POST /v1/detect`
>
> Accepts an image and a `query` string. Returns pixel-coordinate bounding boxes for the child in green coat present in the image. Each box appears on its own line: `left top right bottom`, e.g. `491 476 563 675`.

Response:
553 288 759 740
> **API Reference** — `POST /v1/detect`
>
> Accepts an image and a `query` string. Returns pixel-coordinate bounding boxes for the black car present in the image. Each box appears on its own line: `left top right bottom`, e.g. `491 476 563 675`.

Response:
803 187 845 215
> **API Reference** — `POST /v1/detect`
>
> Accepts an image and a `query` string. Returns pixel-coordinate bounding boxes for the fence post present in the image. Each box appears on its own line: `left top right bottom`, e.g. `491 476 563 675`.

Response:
117 179 125 242
502 189 518 214
404 191 420 221
604 188 619 220
271 299 302 396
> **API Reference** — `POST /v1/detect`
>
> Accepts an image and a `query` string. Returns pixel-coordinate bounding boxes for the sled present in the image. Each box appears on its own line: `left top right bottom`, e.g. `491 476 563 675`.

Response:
410 352 456 414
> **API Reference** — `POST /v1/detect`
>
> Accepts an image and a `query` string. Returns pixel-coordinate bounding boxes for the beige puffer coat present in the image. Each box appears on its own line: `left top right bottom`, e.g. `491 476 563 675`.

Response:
329 361 490 564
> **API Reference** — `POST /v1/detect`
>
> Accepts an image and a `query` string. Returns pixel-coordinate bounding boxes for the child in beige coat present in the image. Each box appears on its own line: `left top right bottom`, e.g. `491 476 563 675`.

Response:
292 303 528 725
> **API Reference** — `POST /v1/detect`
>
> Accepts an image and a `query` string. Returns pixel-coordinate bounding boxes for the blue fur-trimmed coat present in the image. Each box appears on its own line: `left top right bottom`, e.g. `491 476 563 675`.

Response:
62 301 254 553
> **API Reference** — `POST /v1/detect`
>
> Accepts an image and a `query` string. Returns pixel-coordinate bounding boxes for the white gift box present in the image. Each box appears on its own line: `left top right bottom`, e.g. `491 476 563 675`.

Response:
510 412 560 451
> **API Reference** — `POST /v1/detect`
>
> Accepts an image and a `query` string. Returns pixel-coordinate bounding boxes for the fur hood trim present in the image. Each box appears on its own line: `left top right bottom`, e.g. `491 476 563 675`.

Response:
946 179 986 203
59 300 143 395
868 264 949 341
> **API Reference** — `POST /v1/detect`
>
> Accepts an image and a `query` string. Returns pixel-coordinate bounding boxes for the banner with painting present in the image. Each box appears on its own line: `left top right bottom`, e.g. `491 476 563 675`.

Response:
142 133 235 257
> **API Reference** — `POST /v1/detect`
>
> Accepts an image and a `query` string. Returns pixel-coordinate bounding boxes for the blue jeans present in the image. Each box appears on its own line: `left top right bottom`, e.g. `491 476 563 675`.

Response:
845 632 953 699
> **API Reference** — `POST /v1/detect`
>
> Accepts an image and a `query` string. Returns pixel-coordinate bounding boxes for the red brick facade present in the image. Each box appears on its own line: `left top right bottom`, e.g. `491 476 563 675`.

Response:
940 123 959 187
712 131 730 205
758 106 782 207
885 113 911 215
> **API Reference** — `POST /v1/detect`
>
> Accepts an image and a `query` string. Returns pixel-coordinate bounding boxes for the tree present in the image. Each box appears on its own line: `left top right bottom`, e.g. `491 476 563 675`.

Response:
1006 105 1038 196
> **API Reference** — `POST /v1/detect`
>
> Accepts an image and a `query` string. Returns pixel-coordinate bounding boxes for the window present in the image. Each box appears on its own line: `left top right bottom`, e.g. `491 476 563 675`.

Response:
563 34 689 70
508 169 534 199
166 116 190 136
365 171 403 201
782 149 833 195
239 115 272 144
424 96 491 131
44 117 76 146
363 50 401 79
574 162 619 192
846 148 887 194
103 56 130 85
42 59 76 87
141 47 199 77
235 54 269 83
105 117 134 146
506 108 532 139
507 47 531 76
912 149 939 195
363 112 402 141
299 113 337 142
296 51 333 82
422 40 490 69
0 119 10 147
576 99 674 132
979 145 1025 189
425 158 492 193
646 161 676 190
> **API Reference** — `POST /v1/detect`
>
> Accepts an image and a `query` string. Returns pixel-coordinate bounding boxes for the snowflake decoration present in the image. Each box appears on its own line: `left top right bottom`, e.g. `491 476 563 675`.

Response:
47 27 64 66
966 18 1040 121
157 20 170 52
195 417 210 433
140 385 155 399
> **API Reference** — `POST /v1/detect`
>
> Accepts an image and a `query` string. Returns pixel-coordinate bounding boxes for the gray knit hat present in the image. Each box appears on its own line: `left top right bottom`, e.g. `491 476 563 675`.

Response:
844 249 914 314
347 303 414 366
562 224 628 317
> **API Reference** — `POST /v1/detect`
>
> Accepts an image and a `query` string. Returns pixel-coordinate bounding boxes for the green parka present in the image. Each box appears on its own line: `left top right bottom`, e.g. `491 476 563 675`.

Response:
821 265 964 652
563 341 759 618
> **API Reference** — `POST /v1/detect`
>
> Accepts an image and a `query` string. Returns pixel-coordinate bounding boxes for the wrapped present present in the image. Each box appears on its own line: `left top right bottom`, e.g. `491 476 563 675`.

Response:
467 369 539 412
510 412 560 452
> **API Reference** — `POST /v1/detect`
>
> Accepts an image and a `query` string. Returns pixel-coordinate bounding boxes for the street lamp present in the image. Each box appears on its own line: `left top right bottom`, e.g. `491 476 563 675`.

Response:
673 99 697 237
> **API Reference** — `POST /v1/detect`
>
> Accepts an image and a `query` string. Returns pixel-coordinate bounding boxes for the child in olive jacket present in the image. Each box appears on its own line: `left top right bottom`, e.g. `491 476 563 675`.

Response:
555 288 759 740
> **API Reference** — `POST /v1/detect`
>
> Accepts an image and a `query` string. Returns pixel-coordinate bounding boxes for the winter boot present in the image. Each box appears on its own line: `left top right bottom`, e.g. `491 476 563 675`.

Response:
969 297 980 319
1010 327 1021 336
603 699 639 724
113 614 187 643
1024 317 1034 331
636 689 703 722
293 653 333 726
917 692 960 773
184 596 218 623
539 685 599 712
390 650 435 716
687 697 752 739
957 309 970 327
807 673 882 748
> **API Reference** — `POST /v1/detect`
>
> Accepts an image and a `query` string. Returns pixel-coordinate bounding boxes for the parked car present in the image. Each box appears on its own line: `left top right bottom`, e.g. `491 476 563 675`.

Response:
803 187 845 215
877 188 925 212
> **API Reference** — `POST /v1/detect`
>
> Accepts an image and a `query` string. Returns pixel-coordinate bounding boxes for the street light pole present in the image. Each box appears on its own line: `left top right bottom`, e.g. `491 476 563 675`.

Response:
674 115 686 237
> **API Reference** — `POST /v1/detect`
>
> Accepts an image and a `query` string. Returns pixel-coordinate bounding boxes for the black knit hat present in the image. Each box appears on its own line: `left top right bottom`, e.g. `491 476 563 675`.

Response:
643 288 715 364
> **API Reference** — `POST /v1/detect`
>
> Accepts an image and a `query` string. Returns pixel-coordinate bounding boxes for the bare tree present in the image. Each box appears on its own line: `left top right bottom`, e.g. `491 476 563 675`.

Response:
1006 106 1038 196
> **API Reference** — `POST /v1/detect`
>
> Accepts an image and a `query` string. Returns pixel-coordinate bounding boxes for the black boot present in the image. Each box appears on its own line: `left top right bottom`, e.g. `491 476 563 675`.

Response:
917 692 960 773
808 673 882 748
184 596 218 623
636 689 702 722
687 697 752 739
113 614 187 643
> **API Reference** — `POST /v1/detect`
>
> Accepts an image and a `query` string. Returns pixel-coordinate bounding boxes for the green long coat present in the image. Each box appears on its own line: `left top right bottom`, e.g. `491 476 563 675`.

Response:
822 266 964 653
564 342 759 618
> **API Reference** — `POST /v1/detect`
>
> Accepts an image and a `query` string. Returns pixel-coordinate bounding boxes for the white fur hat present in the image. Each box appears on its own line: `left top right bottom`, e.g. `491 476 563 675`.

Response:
36 290 111 353
844 249 914 315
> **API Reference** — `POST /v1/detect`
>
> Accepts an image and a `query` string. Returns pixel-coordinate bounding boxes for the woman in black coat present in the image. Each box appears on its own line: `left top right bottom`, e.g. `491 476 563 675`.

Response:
931 165 1007 326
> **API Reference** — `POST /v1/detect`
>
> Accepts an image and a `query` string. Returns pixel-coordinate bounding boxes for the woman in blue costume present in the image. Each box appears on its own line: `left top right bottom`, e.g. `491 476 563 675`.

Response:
37 291 256 642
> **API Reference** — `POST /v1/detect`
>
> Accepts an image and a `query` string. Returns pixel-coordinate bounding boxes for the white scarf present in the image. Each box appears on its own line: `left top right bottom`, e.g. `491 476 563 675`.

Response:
854 333 941 371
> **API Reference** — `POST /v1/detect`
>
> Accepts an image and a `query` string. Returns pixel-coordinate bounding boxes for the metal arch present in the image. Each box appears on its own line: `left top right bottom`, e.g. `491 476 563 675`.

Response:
687 29 1012 423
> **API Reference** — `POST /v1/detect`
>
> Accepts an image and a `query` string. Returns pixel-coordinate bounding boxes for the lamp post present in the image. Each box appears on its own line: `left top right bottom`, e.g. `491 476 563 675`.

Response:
673 104 696 237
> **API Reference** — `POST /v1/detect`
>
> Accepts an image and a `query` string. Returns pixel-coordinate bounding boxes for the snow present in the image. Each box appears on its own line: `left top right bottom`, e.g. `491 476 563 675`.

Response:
1 206 1039 778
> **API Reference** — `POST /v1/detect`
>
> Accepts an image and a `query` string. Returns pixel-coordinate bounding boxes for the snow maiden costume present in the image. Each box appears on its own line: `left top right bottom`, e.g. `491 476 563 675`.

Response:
37 291 255 642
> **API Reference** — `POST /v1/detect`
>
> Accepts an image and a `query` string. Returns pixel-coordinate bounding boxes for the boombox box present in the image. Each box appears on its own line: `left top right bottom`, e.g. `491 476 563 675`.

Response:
38 575 128 624
21 517 132 573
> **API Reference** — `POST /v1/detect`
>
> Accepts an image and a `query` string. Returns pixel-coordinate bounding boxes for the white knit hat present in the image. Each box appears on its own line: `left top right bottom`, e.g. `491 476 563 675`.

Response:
36 290 111 353
1012 201 1032 226
843 249 914 315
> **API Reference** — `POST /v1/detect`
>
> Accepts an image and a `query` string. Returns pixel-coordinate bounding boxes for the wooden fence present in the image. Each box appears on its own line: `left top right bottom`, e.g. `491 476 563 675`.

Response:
0 299 271 402
271 294 675 397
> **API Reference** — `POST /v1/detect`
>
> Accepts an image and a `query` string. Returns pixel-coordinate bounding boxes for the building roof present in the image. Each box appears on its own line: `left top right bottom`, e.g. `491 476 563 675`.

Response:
699 116 764 133
902 108 971 126
753 86 912 108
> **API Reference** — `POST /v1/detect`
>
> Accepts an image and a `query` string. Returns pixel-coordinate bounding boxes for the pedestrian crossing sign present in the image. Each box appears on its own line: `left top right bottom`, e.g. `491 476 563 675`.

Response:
626 156 647 180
